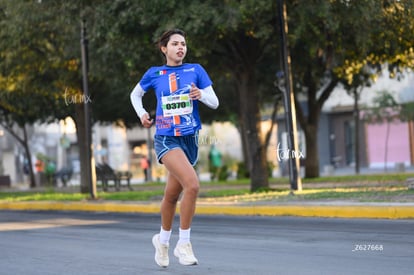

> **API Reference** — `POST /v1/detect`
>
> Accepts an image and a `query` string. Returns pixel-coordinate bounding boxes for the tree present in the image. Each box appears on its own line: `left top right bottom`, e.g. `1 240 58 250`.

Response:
3 0 413 192
0 0 105 192
91 0 280 191
341 67 376 174
0 0 73 187
287 0 414 177
363 91 402 171
76 0 414 186
400 102 414 122
205 1 280 191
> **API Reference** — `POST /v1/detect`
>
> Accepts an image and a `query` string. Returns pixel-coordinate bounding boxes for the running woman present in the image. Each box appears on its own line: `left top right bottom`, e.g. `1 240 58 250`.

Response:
130 29 219 268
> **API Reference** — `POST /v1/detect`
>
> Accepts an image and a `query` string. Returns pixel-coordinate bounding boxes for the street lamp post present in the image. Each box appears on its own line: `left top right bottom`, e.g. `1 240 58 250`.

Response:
277 0 302 192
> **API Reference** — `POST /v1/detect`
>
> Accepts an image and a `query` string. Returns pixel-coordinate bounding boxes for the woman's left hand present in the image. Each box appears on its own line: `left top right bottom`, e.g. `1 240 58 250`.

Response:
190 83 202 100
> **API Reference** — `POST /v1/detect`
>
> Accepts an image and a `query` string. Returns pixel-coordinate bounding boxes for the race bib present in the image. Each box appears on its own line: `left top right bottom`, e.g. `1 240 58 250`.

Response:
161 94 193 117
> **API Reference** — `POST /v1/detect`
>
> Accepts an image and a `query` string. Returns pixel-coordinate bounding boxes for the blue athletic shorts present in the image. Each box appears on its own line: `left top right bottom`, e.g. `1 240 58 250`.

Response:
154 132 199 166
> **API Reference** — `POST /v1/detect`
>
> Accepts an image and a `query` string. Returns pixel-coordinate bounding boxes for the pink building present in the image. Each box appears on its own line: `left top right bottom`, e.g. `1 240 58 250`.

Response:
321 71 414 171
365 121 414 168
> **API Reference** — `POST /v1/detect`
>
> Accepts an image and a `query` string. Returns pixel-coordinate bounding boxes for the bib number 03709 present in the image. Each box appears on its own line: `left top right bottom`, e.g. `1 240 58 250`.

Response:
161 94 193 117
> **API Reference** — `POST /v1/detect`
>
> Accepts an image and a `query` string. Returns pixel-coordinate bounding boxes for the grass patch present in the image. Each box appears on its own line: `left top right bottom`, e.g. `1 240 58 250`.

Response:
1 172 413 203
198 186 414 203
0 190 166 202
199 189 250 198
295 187 414 202
206 173 414 186
201 178 251 186
98 190 164 201
301 173 414 183
1 187 412 203
0 191 89 202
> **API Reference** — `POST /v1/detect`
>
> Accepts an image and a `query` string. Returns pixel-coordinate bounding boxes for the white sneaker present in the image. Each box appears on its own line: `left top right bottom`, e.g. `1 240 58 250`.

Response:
174 242 198 265
152 234 169 268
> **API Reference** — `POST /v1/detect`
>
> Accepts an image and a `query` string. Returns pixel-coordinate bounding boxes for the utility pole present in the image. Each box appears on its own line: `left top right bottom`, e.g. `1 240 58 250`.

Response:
81 19 97 199
277 0 302 192
353 89 360 175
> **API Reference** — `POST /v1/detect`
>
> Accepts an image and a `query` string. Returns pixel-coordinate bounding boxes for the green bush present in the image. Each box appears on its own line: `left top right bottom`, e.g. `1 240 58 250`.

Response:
218 165 229 181
235 161 275 179
268 161 276 178
237 162 250 179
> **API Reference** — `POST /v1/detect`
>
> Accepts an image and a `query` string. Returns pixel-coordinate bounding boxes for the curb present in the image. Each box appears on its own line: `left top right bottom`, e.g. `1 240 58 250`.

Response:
196 204 414 219
1 201 414 219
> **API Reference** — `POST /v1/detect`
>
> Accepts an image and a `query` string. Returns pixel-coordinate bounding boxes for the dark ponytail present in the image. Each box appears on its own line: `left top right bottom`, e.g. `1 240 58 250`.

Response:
157 29 186 55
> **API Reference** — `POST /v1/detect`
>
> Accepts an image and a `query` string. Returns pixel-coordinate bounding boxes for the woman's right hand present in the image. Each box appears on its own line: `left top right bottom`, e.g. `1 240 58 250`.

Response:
140 113 153 128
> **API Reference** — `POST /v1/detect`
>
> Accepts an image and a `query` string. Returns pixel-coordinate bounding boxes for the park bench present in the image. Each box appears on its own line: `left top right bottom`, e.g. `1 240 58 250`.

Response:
95 163 132 191
54 167 73 187
0 175 11 188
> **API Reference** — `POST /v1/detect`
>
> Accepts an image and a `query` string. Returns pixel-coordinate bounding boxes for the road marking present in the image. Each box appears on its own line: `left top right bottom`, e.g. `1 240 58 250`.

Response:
0 218 118 232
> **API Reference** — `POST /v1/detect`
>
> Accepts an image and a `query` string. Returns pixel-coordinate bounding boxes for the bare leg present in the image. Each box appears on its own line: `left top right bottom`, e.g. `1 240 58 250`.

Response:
161 149 199 230
160 172 182 231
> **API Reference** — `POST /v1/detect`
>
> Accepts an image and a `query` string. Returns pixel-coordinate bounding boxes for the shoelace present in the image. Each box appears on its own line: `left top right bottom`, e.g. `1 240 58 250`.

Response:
159 244 169 258
179 243 194 256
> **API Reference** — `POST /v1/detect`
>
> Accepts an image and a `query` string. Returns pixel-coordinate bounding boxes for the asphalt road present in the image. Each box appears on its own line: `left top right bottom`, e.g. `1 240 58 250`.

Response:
0 210 413 275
